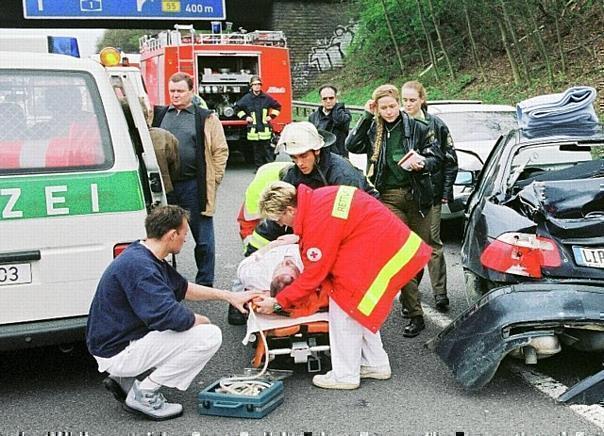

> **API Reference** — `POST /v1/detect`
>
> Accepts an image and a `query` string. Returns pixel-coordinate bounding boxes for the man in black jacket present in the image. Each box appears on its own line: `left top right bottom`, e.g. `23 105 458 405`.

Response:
235 75 282 170
308 84 352 157
244 121 378 256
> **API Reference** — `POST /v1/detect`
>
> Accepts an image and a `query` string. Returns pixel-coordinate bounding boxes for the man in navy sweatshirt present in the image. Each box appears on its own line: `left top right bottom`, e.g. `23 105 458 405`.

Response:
86 205 261 421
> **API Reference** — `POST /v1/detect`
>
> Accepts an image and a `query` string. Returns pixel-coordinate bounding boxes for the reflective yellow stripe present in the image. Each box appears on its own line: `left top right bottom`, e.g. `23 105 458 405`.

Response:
237 110 247 118
262 108 268 120
331 186 356 219
258 129 272 140
357 233 422 316
249 230 271 249
248 131 260 140
244 162 288 218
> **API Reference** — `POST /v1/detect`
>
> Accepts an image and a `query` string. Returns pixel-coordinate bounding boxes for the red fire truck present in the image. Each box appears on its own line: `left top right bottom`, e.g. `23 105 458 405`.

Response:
139 26 292 161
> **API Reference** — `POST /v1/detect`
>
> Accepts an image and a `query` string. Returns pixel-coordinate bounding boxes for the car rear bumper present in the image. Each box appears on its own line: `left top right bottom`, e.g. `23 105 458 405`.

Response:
426 282 604 390
0 316 87 351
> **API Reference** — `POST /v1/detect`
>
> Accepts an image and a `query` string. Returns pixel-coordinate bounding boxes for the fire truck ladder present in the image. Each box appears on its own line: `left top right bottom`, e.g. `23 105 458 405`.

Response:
173 24 195 75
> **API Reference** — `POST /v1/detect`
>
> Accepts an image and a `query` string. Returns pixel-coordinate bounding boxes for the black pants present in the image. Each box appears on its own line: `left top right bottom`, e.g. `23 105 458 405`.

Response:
252 139 275 169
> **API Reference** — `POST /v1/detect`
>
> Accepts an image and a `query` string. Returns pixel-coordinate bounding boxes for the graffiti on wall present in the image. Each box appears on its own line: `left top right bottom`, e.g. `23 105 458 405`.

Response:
308 21 358 72
291 62 312 92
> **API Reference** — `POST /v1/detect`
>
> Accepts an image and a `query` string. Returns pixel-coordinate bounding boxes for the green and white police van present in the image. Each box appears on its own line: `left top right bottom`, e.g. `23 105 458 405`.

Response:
0 50 165 351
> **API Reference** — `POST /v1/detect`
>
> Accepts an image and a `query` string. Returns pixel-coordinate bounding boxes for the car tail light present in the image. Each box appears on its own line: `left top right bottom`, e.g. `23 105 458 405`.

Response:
113 243 131 258
480 232 561 278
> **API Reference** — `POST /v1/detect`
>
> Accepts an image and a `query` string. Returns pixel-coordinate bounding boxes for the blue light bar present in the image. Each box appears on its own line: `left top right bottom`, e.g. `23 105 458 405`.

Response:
47 36 80 58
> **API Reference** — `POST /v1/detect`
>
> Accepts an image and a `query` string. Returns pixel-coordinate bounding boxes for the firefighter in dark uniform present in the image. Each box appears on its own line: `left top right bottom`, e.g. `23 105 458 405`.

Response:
235 75 282 170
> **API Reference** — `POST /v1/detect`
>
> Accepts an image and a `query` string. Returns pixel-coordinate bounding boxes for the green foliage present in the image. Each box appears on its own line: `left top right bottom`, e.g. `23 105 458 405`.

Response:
307 0 604 115
96 29 160 53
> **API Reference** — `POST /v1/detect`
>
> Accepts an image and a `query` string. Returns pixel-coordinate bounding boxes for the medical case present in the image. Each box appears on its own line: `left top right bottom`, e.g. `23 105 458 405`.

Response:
197 379 284 418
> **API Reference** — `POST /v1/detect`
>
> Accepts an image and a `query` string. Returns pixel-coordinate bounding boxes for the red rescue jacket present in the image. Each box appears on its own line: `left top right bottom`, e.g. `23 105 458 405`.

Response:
275 184 432 332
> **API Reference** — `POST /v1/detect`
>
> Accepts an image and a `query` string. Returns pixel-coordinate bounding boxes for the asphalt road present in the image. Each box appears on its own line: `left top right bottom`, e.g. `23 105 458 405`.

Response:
1 153 602 435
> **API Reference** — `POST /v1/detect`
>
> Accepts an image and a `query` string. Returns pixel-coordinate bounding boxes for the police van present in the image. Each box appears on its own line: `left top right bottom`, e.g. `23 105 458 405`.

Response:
0 47 165 350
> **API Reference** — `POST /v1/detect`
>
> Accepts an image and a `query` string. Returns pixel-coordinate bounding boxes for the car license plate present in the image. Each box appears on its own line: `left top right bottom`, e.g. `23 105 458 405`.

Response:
0 263 32 285
575 247 604 269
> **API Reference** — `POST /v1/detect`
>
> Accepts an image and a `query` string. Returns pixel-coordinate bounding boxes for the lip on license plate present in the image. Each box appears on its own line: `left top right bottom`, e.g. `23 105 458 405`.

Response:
575 247 604 269
0 263 32 285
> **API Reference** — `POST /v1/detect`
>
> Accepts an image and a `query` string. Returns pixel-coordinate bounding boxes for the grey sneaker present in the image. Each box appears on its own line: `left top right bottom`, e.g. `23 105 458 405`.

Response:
123 380 183 421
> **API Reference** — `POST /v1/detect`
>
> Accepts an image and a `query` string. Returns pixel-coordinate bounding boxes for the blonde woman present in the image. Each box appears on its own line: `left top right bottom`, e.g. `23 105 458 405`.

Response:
402 81 458 313
346 84 443 337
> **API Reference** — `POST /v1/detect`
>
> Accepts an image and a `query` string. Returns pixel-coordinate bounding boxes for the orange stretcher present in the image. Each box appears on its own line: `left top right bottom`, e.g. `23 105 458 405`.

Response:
244 313 330 373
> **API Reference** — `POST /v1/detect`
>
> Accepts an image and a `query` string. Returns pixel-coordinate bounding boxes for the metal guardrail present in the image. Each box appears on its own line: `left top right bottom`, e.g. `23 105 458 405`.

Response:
292 99 483 121
292 100 365 122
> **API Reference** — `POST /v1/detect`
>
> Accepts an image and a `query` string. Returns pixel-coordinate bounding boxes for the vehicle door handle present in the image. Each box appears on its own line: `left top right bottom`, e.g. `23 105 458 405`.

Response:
149 172 163 193
0 250 41 263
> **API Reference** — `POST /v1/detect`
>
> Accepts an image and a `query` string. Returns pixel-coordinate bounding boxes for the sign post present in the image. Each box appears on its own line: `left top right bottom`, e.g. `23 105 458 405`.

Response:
23 0 226 20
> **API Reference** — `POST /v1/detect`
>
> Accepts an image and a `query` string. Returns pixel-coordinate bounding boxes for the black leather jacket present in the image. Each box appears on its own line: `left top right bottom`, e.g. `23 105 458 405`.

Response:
308 103 352 157
346 110 443 215
424 111 458 204
282 149 379 198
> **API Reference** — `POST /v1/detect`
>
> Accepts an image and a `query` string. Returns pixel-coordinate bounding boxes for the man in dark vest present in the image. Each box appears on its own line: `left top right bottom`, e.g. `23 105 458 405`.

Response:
153 72 229 286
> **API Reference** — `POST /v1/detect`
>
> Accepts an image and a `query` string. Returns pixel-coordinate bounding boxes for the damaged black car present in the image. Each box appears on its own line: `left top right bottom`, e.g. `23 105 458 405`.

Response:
428 124 604 402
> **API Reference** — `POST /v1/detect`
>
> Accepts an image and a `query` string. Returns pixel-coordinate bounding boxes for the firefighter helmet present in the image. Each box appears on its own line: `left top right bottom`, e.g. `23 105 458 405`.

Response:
249 75 262 86
277 121 336 155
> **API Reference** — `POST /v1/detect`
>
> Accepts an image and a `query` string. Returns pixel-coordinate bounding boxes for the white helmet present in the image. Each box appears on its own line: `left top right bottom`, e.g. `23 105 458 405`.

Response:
277 121 336 155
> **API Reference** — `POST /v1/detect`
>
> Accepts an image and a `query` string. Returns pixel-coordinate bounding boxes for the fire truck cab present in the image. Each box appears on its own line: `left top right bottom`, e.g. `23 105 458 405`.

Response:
139 26 292 161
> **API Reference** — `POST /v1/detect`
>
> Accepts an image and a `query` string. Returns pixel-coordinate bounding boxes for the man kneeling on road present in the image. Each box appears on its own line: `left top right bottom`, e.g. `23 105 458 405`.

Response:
86 205 261 421
254 182 432 389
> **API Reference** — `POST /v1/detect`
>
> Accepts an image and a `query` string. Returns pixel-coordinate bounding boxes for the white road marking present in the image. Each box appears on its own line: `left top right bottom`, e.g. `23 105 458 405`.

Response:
422 303 604 430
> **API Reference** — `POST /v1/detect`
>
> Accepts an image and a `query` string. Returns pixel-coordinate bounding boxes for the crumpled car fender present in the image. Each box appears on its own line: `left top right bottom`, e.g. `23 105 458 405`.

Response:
426 282 604 390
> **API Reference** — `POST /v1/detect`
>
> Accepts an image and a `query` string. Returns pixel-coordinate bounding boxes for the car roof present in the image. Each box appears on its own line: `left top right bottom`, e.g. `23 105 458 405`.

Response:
428 103 516 114
0 50 104 73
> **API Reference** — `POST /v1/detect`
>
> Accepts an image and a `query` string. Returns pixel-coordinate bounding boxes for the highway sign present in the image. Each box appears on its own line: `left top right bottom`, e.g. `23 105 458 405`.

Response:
23 0 226 20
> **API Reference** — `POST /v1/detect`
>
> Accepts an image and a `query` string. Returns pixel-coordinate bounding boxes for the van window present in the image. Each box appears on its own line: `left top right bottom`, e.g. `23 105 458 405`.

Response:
0 71 114 174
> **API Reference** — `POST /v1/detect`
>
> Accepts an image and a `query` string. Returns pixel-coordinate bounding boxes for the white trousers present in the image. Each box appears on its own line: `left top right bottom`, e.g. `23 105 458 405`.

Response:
328 298 390 384
94 324 222 391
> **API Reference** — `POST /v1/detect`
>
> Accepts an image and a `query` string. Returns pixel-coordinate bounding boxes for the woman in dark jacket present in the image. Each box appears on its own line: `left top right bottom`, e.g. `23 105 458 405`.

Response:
401 80 458 313
346 84 443 338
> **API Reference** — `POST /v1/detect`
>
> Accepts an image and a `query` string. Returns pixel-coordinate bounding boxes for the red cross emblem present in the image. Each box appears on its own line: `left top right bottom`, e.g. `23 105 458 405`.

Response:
306 247 322 262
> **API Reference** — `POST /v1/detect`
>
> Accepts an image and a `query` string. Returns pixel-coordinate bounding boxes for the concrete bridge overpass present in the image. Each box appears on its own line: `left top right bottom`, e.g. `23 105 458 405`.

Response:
1 0 356 97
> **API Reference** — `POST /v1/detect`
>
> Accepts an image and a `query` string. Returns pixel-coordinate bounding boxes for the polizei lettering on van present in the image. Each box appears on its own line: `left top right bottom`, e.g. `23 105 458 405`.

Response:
0 171 144 220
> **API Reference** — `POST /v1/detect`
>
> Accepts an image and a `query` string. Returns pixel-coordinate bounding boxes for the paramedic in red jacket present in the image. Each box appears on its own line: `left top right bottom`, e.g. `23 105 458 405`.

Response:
254 181 432 389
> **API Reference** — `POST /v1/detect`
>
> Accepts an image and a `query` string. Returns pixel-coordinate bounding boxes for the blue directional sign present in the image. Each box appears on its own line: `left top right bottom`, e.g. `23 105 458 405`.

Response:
23 0 226 20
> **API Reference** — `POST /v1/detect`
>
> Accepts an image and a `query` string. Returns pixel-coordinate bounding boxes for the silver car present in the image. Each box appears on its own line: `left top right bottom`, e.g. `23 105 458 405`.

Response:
427 102 517 220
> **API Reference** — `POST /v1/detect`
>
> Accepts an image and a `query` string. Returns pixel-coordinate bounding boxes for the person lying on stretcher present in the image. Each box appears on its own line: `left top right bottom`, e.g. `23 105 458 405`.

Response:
236 235 328 318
